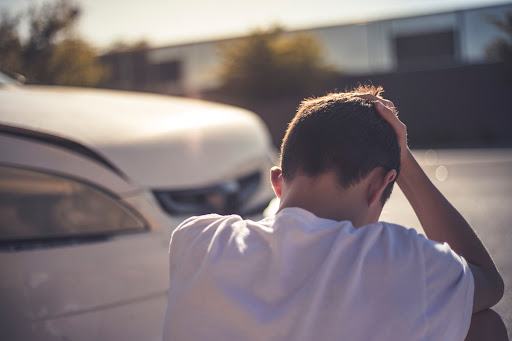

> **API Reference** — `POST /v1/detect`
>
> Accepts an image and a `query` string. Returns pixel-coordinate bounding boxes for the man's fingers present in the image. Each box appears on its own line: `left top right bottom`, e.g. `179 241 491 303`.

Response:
354 94 396 113
352 93 398 122
381 99 396 112
353 93 376 102
353 93 408 149
354 94 396 115
374 101 398 124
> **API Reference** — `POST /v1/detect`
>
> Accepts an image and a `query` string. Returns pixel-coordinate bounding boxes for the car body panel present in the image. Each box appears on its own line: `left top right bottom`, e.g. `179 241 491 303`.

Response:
0 86 274 188
0 134 138 196
0 232 169 341
0 82 277 340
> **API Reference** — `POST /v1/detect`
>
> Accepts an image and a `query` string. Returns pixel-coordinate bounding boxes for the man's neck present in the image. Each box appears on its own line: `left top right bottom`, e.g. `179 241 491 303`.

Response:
277 172 370 226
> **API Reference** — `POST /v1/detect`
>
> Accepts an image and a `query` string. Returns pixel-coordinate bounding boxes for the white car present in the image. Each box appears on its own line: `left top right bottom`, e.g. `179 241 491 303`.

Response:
0 75 277 340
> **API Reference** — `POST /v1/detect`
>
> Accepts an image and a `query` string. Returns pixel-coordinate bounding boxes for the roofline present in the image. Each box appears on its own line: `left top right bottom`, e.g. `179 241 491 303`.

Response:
298 1 512 33
100 1 512 56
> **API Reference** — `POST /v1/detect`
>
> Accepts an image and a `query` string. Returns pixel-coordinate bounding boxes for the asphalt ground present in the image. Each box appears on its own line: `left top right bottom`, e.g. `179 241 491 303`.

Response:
380 148 512 335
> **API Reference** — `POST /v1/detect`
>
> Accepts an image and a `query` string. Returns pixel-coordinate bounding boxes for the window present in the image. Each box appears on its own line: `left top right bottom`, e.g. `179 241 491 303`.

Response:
150 60 182 82
394 30 457 69
461 5 512 63
0 166 146 242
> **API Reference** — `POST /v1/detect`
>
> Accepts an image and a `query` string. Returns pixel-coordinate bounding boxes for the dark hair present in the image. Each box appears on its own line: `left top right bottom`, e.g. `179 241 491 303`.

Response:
280 86 400 204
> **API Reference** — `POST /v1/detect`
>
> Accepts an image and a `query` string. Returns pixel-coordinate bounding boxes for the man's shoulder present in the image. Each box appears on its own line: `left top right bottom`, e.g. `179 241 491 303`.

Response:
172 213 246 239
361 221 425 243
372 222 470 275
177 213 227 228
357 221 457 260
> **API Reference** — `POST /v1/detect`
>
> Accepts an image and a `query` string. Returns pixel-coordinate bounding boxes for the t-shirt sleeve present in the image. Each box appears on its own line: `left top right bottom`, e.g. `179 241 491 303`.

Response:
168 214 225 278
167 216 199 274
422 238 474 340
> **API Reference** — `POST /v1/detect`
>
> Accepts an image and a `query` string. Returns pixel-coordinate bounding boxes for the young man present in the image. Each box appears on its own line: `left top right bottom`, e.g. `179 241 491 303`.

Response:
162 86 505 340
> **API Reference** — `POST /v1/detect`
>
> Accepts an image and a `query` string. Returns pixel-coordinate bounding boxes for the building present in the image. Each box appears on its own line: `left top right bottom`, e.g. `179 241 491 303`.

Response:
100 3 512 97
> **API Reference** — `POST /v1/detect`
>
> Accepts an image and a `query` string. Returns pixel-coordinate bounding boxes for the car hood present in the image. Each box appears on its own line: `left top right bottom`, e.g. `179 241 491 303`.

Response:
0 86 273 188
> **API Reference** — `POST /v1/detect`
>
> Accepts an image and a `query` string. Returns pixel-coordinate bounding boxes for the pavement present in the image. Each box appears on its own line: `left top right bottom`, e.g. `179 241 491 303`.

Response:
380 148 512 335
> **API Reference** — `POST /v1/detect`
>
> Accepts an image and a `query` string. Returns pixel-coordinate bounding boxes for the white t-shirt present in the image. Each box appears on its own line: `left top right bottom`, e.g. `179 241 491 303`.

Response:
162 207 474 341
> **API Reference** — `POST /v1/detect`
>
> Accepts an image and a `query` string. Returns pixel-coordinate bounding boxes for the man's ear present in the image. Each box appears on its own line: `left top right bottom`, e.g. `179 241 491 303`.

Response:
270 166 283 199
368 168 397 207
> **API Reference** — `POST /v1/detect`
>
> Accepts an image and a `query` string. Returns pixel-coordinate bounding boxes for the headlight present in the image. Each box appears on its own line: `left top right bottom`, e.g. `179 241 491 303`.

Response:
0 165 146 244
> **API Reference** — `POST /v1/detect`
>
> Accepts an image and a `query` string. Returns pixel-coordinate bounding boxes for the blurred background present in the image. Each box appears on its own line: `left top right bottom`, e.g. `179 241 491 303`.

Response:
1 0 511 148
1 0 511 336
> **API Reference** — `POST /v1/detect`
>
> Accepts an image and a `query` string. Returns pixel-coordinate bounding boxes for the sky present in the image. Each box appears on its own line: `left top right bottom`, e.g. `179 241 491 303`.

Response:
0 0 510 49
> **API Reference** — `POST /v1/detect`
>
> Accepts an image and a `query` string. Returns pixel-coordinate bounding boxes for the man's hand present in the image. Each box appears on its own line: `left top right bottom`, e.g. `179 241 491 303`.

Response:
359 93 504 313
354 94 408 156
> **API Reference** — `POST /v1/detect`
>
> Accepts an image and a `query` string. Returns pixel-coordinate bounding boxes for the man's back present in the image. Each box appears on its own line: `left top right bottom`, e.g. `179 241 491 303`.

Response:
162 88 505 340
162 207 473 341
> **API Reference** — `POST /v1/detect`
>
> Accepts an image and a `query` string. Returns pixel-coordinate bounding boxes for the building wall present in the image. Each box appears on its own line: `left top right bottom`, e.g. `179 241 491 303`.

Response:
100 3 512 96
146 42 222 96
462 5 512 63
308 24 371 74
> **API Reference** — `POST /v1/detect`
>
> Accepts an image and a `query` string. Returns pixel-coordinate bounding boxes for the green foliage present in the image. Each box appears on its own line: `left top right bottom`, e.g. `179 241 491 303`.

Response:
217 27 339 99
0 12 23 74
0 0 107 87
47 38 109 86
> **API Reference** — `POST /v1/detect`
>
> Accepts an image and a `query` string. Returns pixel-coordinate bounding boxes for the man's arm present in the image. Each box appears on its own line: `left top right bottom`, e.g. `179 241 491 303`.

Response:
359 96 504 313
397 147 503 312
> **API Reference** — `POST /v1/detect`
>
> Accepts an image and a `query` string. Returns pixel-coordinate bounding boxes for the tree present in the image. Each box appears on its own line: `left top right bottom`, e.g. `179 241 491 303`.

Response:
217 27 339 99
47 38 108 86
104 39 151 54
485 12 512 67
0 0 108 86
22 0 80 82
0 12 23 75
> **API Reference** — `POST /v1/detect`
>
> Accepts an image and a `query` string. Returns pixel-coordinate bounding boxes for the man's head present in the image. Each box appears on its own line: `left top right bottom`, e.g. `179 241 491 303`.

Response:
273 86 400 219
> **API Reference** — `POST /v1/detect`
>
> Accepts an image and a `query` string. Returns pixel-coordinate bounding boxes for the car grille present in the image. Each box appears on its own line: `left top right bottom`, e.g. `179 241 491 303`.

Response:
153 172 262 215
